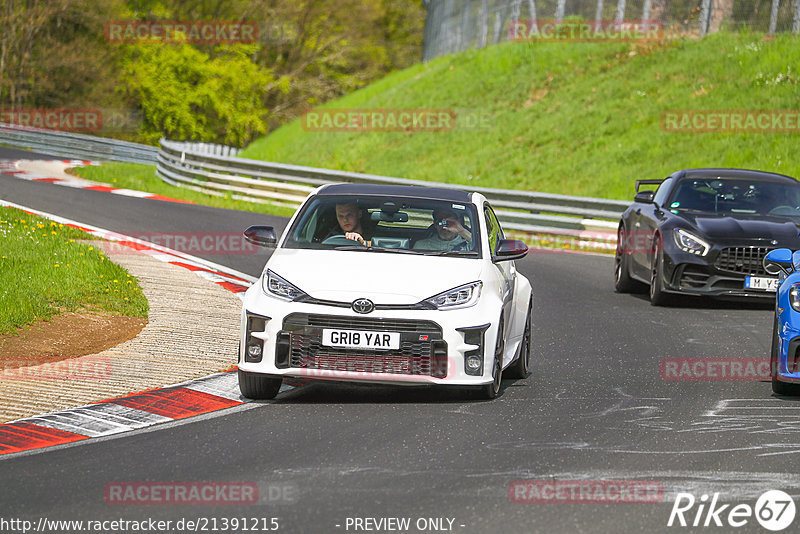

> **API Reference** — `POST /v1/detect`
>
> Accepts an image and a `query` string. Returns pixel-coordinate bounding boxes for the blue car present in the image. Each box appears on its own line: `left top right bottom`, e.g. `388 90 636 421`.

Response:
764 248 800 395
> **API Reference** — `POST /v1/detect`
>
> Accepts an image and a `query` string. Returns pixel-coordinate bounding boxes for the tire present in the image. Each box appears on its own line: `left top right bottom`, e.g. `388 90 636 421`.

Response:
771 313 800 395
238 369 283 400
649 235 672 307
506 300 532 379
475 318 504 399
614 226 642 293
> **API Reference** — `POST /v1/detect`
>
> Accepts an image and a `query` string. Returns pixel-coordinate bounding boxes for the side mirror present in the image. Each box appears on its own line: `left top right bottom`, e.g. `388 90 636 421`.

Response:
634 190 655 204
493 239 528 262
764 248 793 275
244 225 277 248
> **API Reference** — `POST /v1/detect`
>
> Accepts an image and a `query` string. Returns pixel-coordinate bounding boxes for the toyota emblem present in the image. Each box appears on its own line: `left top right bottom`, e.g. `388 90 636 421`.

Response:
352 298 374 314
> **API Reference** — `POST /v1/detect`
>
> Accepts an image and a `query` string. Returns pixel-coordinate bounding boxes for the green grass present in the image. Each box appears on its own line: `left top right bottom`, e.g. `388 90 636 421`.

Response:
0 207 148 335
240 32 800 200
71 163 296 217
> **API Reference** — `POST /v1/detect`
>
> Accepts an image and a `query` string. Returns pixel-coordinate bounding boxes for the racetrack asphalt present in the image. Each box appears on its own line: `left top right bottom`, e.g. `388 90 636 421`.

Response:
0 146 796 534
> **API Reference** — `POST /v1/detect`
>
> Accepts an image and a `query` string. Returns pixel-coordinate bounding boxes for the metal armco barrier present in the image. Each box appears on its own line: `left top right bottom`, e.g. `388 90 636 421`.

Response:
0 123 625 245
158 138 626 240
0 122 157 165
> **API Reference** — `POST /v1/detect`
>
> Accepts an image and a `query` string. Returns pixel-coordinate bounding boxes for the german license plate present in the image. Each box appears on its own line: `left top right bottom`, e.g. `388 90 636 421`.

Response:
745 276 779 291
321 329 400 350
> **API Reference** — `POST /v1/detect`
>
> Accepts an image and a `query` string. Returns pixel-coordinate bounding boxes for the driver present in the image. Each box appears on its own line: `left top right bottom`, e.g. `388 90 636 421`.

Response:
413 208 472 251
330 201 372 245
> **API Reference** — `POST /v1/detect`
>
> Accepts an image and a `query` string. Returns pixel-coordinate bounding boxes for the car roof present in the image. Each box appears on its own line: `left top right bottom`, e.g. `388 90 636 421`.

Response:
668 168 798 184
316 183 473 203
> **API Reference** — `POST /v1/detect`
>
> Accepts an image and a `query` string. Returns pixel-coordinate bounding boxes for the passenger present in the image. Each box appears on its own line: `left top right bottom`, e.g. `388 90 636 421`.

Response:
413 208 473 251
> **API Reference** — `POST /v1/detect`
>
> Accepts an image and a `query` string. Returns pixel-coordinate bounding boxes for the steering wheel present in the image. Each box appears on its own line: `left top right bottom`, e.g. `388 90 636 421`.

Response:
321 234 365 246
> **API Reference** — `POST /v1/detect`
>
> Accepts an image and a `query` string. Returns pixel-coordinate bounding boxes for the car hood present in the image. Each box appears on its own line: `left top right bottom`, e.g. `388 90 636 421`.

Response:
676 213 800 241
265 249 484 304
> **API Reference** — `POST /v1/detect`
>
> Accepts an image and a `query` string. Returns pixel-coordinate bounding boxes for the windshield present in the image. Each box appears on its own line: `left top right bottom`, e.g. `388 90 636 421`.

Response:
283 194 482 257
667 178 800 218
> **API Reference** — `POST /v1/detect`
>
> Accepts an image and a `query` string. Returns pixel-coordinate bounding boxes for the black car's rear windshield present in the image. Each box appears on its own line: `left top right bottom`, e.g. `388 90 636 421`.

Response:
283 195 482 257
667 177 800 218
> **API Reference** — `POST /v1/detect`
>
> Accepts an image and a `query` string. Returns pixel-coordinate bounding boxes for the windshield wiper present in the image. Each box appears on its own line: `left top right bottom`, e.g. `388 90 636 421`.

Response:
369 247 418 254
332 245 375 251
421 250 479 257
332 245 418 254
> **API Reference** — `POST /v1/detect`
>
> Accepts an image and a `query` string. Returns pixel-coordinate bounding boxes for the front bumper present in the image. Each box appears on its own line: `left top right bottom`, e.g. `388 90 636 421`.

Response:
661 244 778 298
237 286 504 387
776 316 800 384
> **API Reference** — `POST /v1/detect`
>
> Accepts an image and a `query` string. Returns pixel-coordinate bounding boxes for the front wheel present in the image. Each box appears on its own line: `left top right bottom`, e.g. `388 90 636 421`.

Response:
474 318 504 399
649 235 672 306
238 369 283 400
771 313 800 395
614 226 643 293
506 300 532 379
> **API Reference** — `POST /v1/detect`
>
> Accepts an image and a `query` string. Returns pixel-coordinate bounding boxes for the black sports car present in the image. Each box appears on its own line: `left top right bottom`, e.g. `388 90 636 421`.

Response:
614 168 800 305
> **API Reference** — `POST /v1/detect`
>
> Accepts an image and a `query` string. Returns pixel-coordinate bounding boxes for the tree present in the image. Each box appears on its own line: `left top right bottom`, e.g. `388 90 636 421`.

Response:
118 44 276 145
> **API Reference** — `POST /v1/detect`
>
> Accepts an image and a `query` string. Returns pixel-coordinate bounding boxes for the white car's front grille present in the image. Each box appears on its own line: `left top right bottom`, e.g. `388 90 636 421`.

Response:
281 314 447 378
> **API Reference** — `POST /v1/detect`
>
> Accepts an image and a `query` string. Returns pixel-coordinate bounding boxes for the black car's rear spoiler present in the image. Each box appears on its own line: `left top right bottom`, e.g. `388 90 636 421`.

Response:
635 179 665 193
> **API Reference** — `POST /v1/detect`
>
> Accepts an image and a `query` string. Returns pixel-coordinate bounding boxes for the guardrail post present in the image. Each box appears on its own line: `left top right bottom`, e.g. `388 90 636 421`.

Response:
614 0 626 25
556 0 566 22
527 0 538 31
769 0 780 33
699 0 712 35
794 0 800 33
594 0 604 31
641 0 652 27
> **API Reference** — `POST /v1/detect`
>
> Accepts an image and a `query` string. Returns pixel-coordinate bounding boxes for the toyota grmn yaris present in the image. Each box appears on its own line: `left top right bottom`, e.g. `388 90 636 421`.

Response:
237 183 533 400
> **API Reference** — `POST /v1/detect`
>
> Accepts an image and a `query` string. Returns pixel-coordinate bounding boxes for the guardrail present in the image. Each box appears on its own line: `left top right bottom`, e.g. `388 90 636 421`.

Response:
0 123 627 249
0 122 157 164
158 138 627 244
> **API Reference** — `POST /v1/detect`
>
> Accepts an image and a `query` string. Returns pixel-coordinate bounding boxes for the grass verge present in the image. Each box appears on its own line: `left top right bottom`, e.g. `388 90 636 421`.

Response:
240 31 800 200
0 206 148 335
70 162 296 217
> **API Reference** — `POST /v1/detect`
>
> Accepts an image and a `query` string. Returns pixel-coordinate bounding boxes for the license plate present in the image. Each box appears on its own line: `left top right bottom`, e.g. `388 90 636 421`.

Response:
321 329 400 350
745 276 779 291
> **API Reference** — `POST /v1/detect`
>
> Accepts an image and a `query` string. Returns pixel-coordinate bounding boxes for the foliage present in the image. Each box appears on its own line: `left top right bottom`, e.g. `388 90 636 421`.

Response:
118 45 274 145
0 0 425 146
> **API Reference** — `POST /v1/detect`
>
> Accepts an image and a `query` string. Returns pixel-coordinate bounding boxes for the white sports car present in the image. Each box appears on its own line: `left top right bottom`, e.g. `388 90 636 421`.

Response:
238 183 533 399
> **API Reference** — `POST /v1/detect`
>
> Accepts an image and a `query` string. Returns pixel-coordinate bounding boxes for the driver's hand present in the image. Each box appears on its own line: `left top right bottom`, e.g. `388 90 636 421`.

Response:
345 232 366 245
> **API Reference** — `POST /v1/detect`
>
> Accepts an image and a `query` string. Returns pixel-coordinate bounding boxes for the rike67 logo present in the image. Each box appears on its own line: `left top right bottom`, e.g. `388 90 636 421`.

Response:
668 490 796 531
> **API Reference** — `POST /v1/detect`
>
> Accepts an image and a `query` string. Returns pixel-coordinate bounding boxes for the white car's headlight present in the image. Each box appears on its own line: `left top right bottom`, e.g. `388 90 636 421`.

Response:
673 228 710 256
790 283 800 312
262 270 307 301
424 281 482 310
